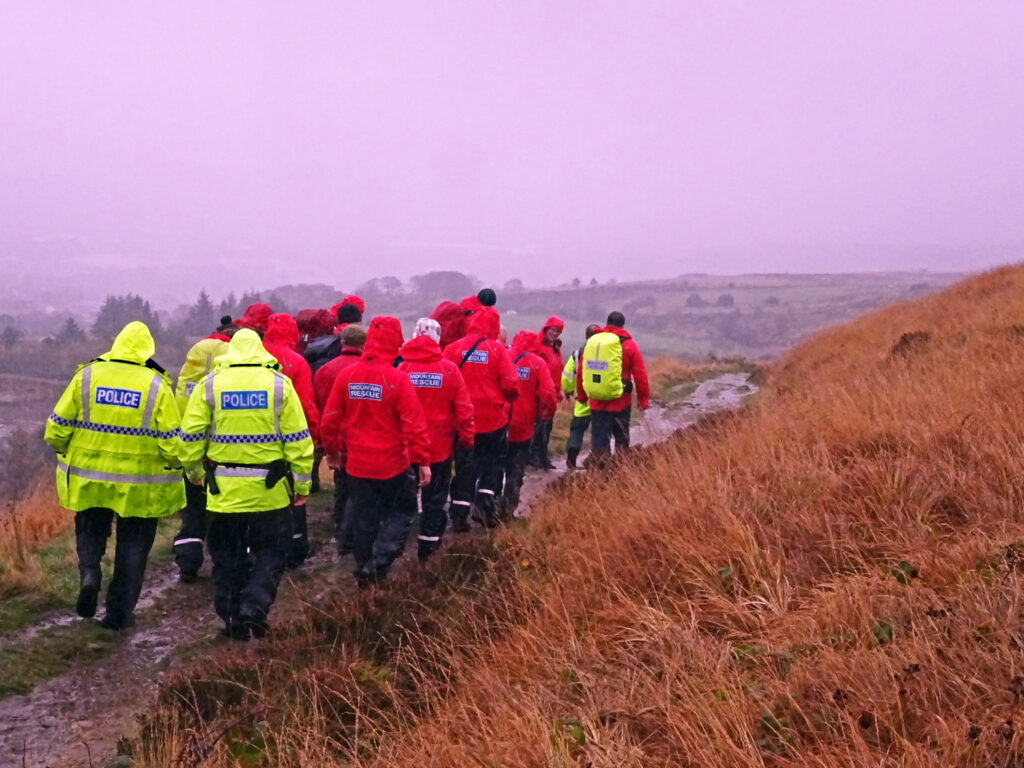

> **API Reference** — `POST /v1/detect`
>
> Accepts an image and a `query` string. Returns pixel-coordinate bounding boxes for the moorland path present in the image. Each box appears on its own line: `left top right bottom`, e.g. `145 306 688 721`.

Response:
0 371 755 768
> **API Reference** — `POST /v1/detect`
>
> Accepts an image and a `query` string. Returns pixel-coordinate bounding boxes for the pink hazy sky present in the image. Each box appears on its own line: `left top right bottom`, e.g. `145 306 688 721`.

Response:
1 1 1022 286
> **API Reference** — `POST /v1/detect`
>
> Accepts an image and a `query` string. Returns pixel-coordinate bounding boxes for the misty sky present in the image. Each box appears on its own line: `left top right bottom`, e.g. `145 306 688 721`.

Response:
2 1 1023 289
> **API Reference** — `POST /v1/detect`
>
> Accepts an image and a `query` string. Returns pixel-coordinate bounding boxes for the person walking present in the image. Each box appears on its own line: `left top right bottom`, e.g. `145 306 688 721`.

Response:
177 329 314 640
561 324 600 469
320 317 432 586
443 307 519 529
529 316 564 470
399 318 475 560
502 331 556 517
312 324 367 554
577 312 650 458
44 321 185 630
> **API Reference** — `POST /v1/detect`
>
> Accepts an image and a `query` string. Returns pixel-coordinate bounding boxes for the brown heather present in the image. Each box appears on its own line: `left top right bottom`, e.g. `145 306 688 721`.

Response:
137 264 1024 766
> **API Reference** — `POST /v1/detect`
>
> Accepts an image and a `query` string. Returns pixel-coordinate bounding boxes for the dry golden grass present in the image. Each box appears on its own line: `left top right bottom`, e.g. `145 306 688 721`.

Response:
0 483 71 596
137 264 1024 766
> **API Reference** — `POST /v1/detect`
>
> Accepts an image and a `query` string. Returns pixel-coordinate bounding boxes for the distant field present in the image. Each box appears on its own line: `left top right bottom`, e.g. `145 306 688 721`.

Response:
0 375 63 442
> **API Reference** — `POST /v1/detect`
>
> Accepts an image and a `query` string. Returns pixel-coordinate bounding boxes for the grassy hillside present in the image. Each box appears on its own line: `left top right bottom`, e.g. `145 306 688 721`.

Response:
124 263 1024 765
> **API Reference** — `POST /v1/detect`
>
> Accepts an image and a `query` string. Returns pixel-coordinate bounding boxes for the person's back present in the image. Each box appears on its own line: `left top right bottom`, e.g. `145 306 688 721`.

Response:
508 331 556 445
312 326 366 413
443 307 519 434
264 313 320 443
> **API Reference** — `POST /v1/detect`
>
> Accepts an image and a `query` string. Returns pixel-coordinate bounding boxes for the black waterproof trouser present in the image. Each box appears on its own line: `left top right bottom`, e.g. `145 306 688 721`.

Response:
502 440 531 518
333 468 353 554
207 507 290 628
417 457 453 560
566 414 591 453
75 508 158 627
450 427 507 527
590 405 632 455
529 418 554 467
287 502 309 568
173 480 207 578
348 469 418 584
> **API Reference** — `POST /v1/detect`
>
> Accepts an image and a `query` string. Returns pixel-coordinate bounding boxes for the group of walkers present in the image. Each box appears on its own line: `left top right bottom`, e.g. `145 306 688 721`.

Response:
42 288 649 640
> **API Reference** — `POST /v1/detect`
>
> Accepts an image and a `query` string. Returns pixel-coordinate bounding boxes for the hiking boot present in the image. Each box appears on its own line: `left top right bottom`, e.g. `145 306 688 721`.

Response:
76 582 99 619
221 618 250 641
99 613 136 631
566 450 579 470
240 613 268 639
178 570 198 584
451 515 470 533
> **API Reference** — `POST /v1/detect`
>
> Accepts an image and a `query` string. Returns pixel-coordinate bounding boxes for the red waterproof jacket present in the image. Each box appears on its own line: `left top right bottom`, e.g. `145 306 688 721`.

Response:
312 346 363 413
576 326 651 412
235 302 273 335
536 316 565 400
432 295 484 350
508 331 558 443
320 317 431 479
263 313 320 443
399 335 475 463
443 308 518 434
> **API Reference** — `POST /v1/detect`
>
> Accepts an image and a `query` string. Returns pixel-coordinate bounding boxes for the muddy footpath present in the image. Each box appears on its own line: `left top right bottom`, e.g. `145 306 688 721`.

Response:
0 371 756 768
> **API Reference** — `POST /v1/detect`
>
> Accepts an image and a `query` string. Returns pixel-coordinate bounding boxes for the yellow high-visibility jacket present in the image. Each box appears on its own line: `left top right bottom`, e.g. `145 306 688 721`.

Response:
43 322 185 518
177 330 314 513
174 336 230 413
562 350 591 418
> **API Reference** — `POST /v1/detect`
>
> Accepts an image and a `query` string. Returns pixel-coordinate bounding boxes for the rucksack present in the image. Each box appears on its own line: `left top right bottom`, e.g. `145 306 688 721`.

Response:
303 333 341 375
581 332 624 401
431 301 468 350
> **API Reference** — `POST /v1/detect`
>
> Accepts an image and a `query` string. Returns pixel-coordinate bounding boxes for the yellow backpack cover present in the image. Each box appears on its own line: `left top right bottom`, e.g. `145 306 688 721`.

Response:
581 331 624 400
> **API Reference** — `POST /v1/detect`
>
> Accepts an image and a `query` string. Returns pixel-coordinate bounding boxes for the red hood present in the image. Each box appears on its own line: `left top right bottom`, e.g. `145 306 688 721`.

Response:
296 308 335 339
541 316 565 333
600 325 633 341
467 307 500 340
511 330 541 356
236 302 273 334
264 313 300 349
362 316 404 363
331 294 365 317
400 334 443 363
205 332 231 342
460 295 484 314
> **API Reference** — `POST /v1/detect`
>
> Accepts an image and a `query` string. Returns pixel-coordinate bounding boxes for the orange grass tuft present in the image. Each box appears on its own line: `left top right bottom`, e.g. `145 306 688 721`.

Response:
135 264 1024 766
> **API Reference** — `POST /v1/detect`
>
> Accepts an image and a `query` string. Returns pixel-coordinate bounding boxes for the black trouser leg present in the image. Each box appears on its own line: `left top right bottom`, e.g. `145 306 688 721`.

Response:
287 503 309 568
502 440 531 518
208 513 249 625
372 468 417 579
104 515 158 627
75 507 113 587
333 468 353 553
174 480 207 578
418 458 453 559
448 442 476 531
349 471 417 583
611 405 632 451
311 447 323 493
590 411 613 455
239 508 290 626
529 418 554 467
474 427 508 526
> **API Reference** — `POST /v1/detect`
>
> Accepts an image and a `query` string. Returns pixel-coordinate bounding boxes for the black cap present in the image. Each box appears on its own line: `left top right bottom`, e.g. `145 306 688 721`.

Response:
477 288 497 307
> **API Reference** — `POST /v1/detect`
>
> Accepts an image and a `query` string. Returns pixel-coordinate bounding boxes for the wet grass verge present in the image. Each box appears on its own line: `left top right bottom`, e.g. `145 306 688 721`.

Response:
0 621 119 696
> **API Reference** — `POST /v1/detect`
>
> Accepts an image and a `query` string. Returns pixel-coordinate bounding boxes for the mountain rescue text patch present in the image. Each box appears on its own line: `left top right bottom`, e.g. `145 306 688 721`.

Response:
349 383 383 401
95 387 142 408
409 373 443 389
221 391 268 410
465 350 489 364
517 366 530 380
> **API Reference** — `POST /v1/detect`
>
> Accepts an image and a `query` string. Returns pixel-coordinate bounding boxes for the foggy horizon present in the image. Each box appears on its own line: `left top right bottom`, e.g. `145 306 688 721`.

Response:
2 1 1023 307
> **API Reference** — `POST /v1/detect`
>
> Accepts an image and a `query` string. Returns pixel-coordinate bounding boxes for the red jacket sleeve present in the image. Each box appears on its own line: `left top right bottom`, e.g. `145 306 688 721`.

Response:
494 345 520 402
396 374 432 466
450 364 475 449
319 373 348 456
625 340 650 410
536 361 557 420
291 358 321 444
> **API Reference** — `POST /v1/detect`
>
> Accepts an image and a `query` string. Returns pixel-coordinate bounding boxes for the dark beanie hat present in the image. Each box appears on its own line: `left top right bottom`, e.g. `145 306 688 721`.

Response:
477 288 497 307
336 303 363 325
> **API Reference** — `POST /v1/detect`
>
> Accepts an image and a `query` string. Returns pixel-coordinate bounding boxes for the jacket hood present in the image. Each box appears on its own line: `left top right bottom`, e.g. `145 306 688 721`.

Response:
105 321 155 364
511 330 541 356
264 313 300 349
221 328 279 368
296 308 335 340
362 316 404 363
331 294 366 318
400 334 443 363
467 307 500 340
460 295 484 314
601 325 633 341
541 316 565 333
236 303 273 334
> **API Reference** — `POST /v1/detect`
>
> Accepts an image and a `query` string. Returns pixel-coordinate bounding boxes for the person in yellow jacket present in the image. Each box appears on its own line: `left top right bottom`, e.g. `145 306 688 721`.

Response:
177 329 313 640
171 319 236 582
43 321 185 630
561 324 600 469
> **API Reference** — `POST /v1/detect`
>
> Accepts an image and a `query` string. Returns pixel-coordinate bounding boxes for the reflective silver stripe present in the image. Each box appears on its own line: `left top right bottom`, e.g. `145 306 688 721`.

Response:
81 366 92 422
57 460 182 485
418 535 441 541
140 374 162 430
273 375 284 439
215 466 270 479
292 533 303 539
451 500 471 506
205 376 216 435
477 489 495 496
294 472 312 483
174 537 203 545
203 353 213 376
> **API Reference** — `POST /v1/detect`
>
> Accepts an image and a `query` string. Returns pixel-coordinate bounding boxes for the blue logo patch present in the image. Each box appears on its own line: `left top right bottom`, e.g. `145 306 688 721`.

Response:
409 372 443 389
95 387 141 408
349 383 383 401
517 366 530 380
465 350 489 364
221 391 268 410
